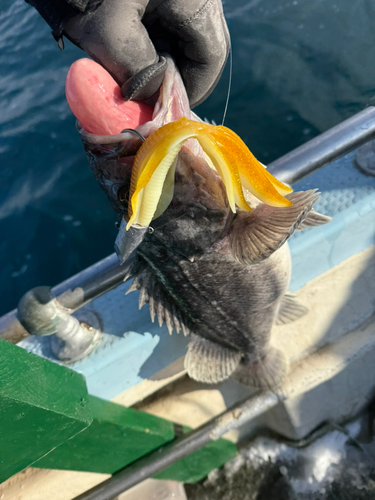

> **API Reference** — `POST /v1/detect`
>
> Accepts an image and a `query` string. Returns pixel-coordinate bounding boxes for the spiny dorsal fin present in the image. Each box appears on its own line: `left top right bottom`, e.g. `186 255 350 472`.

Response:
126 266 191 336
296 209 331 231
125 277 142 295
229 190 320 265
185 334 242 384
276 292 308 325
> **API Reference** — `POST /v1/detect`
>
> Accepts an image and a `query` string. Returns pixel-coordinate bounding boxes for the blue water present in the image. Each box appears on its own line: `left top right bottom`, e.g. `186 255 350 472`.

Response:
1 0 375 316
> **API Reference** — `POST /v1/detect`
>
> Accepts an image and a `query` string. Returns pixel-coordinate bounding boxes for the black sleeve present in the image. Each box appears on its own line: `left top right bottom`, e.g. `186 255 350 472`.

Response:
25 0 103 47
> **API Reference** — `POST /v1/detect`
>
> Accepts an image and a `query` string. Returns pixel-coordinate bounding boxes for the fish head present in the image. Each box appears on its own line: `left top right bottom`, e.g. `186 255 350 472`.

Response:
79 56 235 260
78 56 293 262
77 55 200 215
145 147 233 261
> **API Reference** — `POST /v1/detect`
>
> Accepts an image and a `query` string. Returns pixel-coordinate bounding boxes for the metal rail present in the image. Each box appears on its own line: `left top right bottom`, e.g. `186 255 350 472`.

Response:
73 391 280 500
1 107 374 498
0 254 134 344
268 106 375 184
1 106 375 343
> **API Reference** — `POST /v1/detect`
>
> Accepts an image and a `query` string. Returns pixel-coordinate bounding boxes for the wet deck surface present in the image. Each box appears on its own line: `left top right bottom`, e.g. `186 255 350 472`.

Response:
186 407 375 500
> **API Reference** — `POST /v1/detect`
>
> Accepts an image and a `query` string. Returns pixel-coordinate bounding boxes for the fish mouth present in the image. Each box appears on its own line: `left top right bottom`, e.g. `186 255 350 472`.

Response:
126 57 292 231
72 56 292 262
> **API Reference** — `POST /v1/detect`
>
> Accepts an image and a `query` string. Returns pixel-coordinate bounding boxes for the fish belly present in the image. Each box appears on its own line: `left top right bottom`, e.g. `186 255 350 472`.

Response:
138 240 291 357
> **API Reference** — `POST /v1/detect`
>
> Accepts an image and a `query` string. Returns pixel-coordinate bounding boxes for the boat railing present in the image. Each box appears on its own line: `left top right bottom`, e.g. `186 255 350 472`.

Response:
0 106 375 346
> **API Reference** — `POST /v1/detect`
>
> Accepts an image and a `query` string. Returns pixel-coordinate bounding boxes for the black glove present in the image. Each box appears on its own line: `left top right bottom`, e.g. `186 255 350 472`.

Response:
28 0 230 108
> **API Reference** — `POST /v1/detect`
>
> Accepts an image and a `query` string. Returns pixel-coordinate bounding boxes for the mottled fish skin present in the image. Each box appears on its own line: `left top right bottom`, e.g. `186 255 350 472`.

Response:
80 56 330 389
131 151 293 389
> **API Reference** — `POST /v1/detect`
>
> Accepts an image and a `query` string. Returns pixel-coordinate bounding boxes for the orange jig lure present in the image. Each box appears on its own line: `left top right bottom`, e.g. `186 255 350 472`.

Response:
127 118 292 229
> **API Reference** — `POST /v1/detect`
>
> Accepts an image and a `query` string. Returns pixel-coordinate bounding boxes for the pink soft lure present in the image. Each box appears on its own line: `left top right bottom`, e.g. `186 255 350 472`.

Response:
65 58 153 135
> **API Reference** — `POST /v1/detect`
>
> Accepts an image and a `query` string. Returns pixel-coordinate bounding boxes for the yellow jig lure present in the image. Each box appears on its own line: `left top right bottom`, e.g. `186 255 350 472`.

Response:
127 117 292 229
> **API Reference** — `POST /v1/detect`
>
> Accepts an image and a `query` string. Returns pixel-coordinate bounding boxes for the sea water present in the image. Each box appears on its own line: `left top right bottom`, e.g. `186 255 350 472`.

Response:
1 0 375 316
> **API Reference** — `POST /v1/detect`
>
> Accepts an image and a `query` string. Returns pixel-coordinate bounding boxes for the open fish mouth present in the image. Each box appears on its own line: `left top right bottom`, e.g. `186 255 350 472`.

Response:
67 55 292 259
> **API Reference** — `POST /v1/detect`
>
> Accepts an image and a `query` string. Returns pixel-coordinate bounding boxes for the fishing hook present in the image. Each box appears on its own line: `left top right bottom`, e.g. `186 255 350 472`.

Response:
120 129 146 142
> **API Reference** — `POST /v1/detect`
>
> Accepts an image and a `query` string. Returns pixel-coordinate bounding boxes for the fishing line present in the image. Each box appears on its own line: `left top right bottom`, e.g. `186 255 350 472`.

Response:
221 32 233 127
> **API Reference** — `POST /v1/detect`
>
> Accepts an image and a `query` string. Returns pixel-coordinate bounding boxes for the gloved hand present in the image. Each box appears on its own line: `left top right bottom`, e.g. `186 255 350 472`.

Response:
62 0 230 108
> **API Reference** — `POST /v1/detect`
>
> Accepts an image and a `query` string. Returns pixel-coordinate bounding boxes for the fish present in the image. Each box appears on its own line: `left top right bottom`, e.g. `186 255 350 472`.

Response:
71 56 330 389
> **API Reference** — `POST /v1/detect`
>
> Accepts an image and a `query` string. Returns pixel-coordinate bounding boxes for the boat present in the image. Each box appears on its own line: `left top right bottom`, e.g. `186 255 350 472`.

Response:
1 107 375 500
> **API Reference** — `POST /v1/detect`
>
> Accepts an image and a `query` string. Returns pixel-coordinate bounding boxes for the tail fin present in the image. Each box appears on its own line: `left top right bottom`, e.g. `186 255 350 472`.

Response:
232 347 288 389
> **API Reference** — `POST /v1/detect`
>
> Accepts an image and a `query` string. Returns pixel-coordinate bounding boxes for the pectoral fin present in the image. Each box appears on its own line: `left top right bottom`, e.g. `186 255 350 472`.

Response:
229 190 320 265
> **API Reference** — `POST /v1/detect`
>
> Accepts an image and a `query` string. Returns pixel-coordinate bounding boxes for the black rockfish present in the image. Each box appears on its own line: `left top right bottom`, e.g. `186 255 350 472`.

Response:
78 57 330 388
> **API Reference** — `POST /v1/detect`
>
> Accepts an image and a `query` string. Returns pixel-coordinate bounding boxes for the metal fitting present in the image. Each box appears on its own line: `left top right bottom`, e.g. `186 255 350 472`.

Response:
355 139 375 176
17 287 101 363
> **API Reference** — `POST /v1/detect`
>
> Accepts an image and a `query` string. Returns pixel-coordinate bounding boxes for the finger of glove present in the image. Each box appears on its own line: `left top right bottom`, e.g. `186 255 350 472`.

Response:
63 0 164 98
121 56 167 101
156 0 230 108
